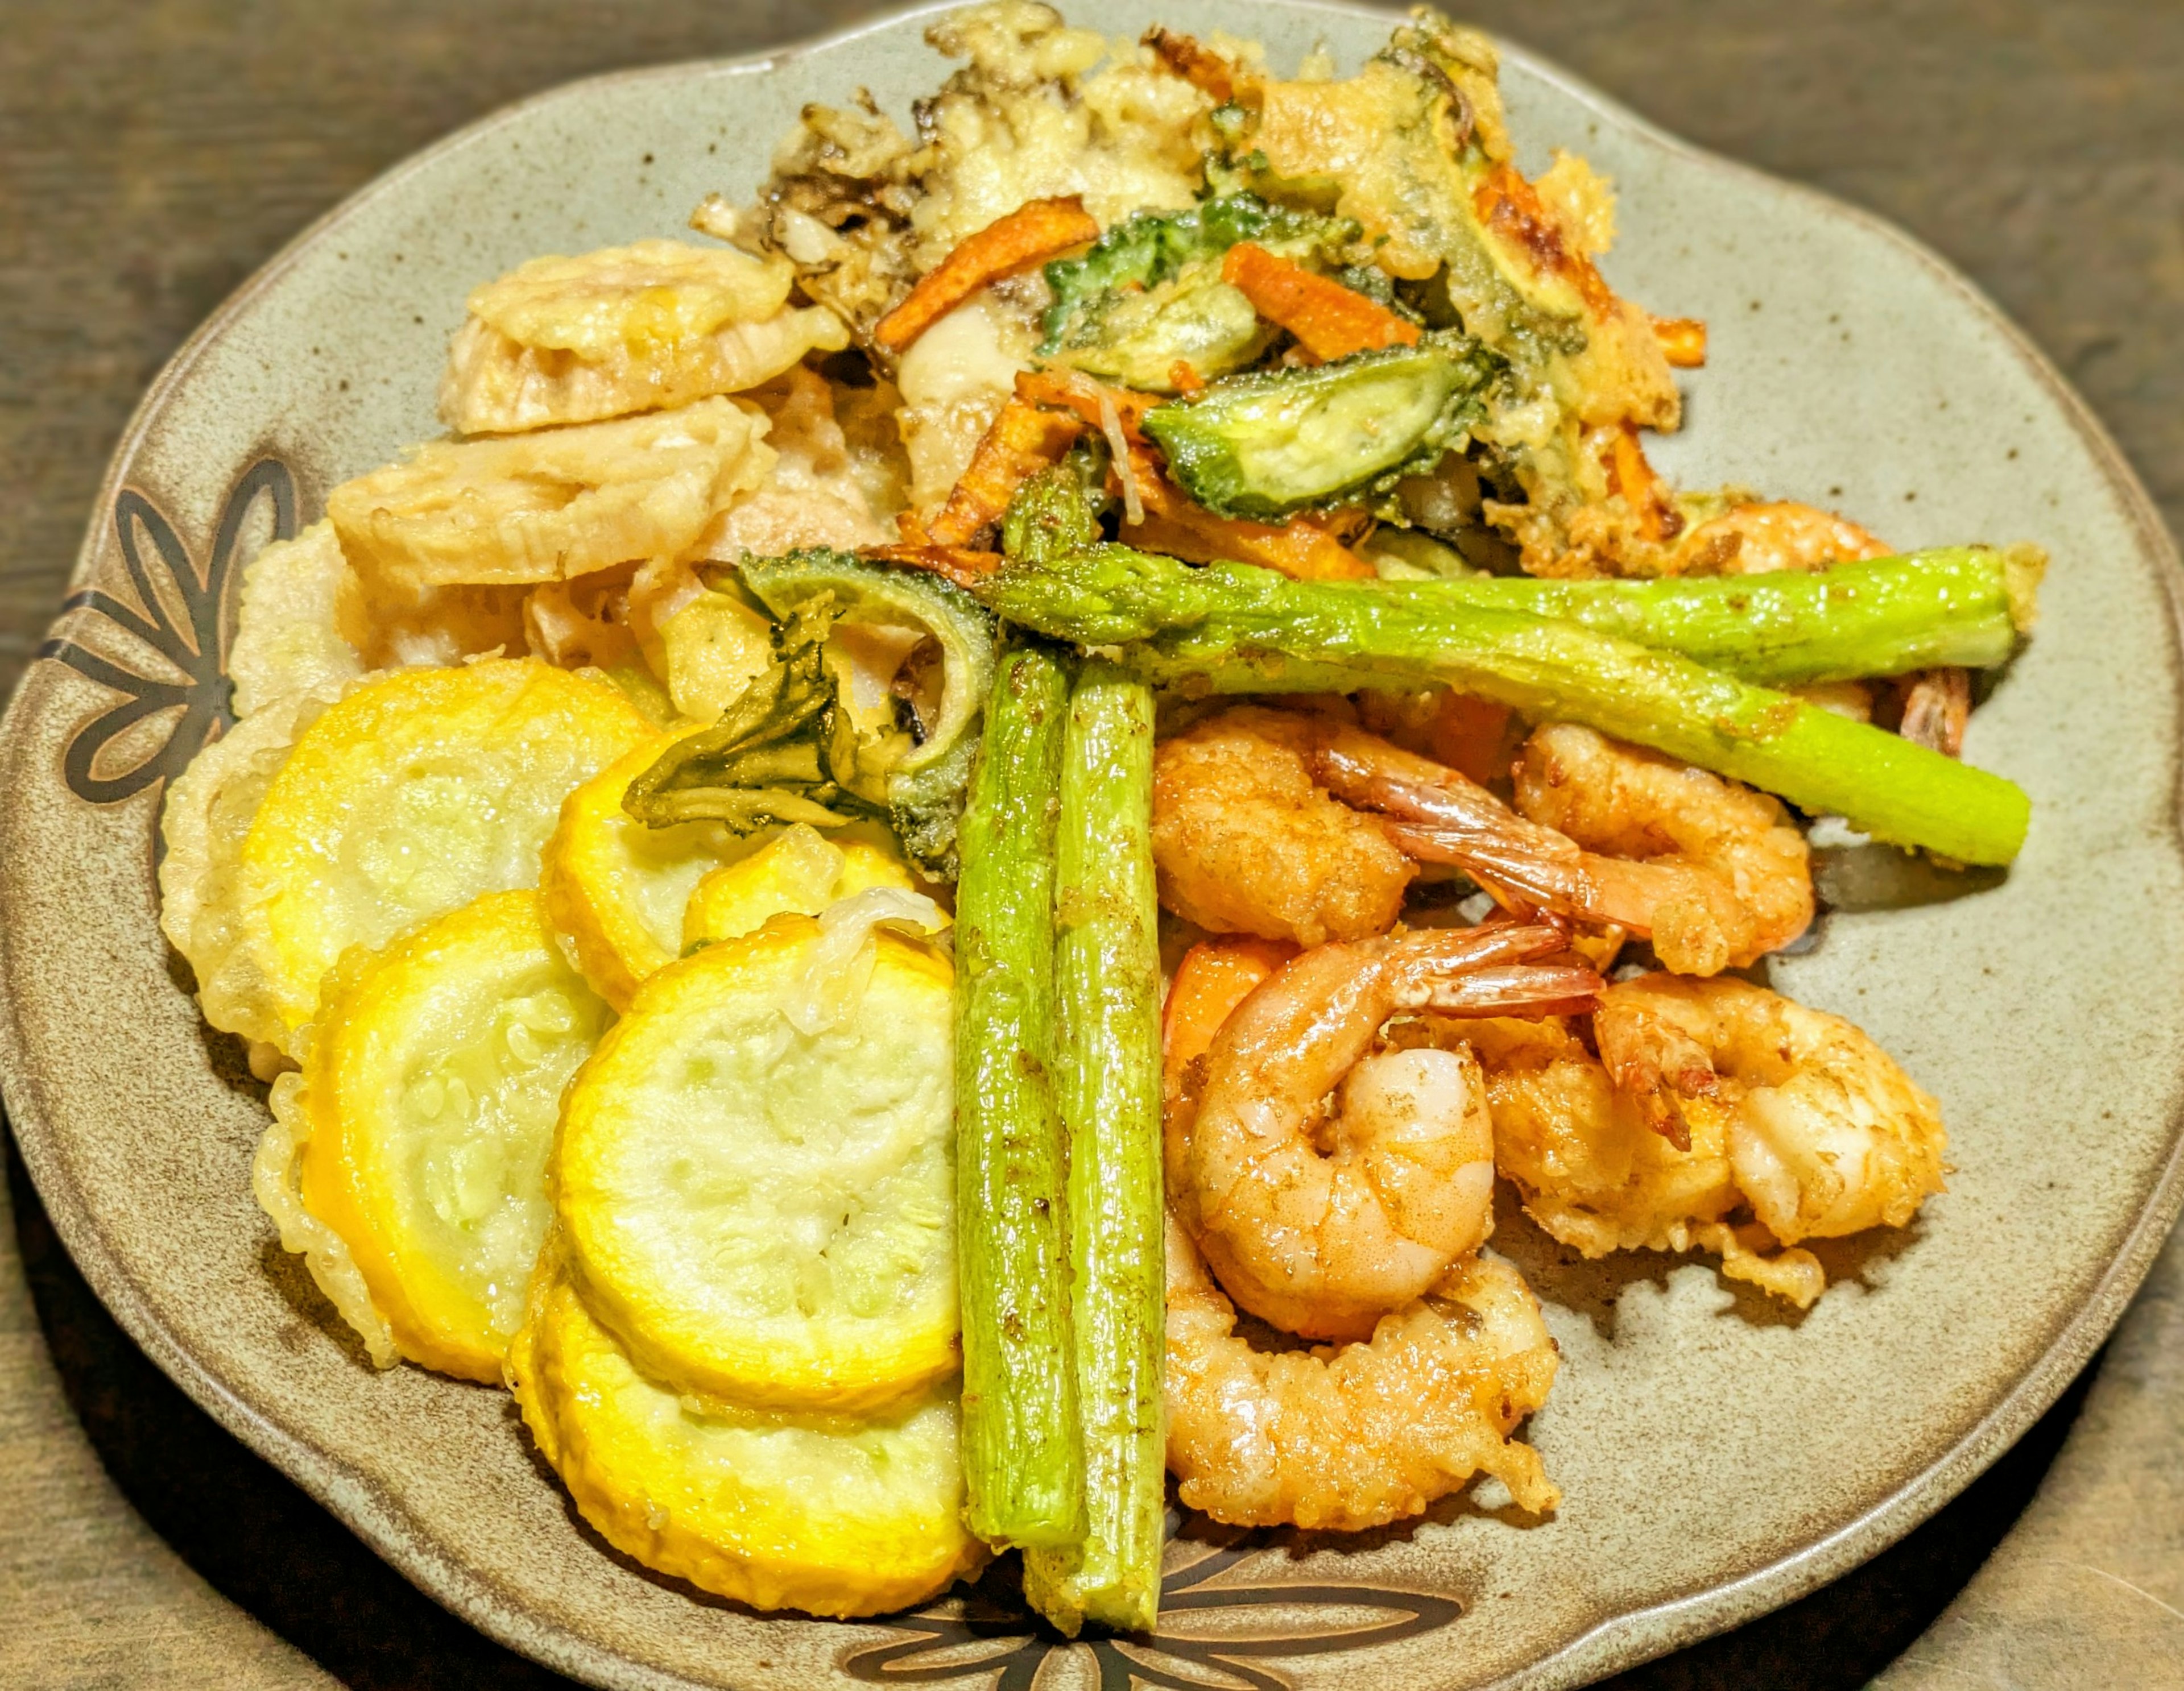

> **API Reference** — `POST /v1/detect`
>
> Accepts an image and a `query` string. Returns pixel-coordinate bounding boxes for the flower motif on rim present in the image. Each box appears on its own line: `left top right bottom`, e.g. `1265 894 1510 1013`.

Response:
839 1538 1461 1690
39 457 296 806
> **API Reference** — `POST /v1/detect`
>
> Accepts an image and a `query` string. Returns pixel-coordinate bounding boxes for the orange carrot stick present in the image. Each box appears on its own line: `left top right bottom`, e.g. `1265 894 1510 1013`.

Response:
1161 936 1297 1086
1220 242 1421 361
1143 27 1257 106
1014 368 1161 440
874 197 1102 354
926 400 1086 547
1651 315 1707 367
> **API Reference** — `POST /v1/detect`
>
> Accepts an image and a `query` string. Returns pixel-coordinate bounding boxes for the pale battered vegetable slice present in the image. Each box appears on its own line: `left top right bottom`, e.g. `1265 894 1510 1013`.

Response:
555 916 958 1411
508 1262 983 1618
540 733 747 1009
160 683 346 1055
253 890 609 1380
874 197 1102 355
439 238 849 434
327 396 771 591
681 824 919 950
226 520 365 716
1142 337 1504 521
656 590 776 722
235 660 653 1045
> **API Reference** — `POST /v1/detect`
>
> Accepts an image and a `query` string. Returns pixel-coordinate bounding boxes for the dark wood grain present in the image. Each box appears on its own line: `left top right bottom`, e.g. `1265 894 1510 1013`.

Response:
2 3 2179 1688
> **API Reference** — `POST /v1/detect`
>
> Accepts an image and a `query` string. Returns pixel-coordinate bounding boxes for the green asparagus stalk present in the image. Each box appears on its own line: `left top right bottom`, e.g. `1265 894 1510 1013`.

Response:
975 546 2032 865
952 644 1084 1549
996 465 2043 686
1023 661 1167 1637
1387 544 2044 685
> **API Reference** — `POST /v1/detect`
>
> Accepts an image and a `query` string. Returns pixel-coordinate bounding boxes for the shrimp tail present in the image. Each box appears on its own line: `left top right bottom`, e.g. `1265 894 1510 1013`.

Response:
1595 996 1719 1150
1417 962 1603 1019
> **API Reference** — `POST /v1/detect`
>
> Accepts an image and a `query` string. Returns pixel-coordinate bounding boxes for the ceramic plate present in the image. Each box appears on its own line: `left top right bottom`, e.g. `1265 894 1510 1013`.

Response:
3 3 2181 1686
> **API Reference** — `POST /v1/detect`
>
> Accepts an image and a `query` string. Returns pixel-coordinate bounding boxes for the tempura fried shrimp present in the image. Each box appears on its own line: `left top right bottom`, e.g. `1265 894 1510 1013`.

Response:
1313 719 1811 975
1151 706 1414 947
1679 500 1889 576
1174 924 1600 1340
1462 1013 1826 1306
1507 723 1811 974
1597 974 1946 1244
1467 974 1946 1307
1164 1218 1560 1530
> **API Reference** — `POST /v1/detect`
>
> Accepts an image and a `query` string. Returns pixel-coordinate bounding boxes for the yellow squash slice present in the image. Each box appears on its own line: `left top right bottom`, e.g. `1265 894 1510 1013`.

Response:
555 915 957 1412
539 734 744 1009
681 823 921 950
236 660 652 1045
508 1262 982 1617
255 890 611 1379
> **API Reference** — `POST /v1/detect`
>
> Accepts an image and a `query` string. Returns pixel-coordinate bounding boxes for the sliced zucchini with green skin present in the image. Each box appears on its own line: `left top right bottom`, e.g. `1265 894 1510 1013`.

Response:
1061 270 1269 393
739 550 998 878
1040 194 1352 355
1143 335 1506 521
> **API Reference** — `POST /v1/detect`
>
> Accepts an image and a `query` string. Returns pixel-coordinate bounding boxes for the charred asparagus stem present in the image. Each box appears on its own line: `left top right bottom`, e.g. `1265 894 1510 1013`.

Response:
974 545 2032 865
1023 661 1167 1636
1389 544 2043 685
952 645 1084 1549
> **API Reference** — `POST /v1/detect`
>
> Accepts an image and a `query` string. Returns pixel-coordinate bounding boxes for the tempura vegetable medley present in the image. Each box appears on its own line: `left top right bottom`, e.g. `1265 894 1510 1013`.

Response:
161 2 2038 1636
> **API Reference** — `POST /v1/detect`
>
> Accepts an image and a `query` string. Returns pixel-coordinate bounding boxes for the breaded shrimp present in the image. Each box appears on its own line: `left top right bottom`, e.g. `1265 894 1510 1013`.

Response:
1680 500 1889 576
1173 924 1600 1341
1312 720 1812 975
1461 975 1946 1307
1507 723 1811 975
1159 931 1569 1529
1597 974 1947 1244
1151 706 1413 947
1164 1217 1562 1530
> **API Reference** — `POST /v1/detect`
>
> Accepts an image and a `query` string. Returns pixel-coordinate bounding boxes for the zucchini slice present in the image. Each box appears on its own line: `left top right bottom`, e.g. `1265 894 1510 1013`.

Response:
508 1262 982 1617
234 659 653 1045
681 823 920 951
1143 335 1505 521
540 731 746 1009
1039 193 1351 353
554 915 958 1413
255 889 610 1379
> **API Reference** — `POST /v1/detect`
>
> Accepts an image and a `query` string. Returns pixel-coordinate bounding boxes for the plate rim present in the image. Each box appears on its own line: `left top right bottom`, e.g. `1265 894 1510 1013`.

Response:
3 3 2181 1686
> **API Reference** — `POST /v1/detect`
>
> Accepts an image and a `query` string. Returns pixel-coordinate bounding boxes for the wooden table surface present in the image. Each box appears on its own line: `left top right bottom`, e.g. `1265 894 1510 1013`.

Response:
3 3 2181 1686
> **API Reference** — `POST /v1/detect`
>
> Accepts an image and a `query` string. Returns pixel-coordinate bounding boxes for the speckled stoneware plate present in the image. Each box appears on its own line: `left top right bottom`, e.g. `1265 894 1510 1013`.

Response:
3 3 2181 1687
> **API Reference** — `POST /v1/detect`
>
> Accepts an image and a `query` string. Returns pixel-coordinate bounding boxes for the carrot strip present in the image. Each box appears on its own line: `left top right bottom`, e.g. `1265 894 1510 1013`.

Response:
1014 368 1161 441
927 401 1086 547
1220 242 1420 360
874 197 1102 354
1426 694 1520 787
1161 936 1296 1087
1143 27 1256 106
1651 315 1707 368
